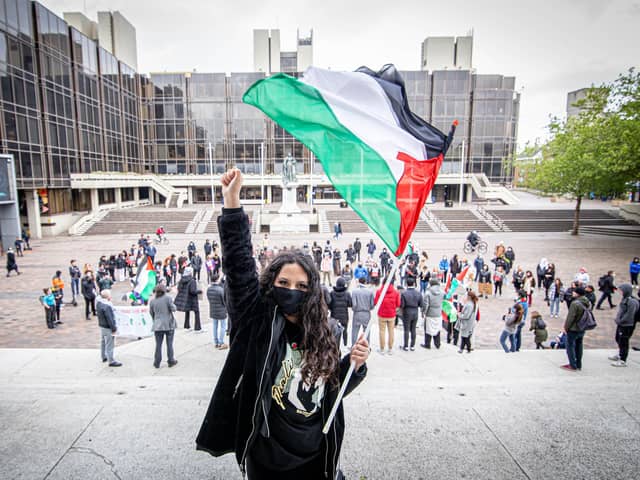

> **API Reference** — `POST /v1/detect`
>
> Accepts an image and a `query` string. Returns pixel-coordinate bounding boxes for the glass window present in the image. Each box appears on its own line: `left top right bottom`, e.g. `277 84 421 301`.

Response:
0 33 6 63
6 0 18 30
17 0 31 37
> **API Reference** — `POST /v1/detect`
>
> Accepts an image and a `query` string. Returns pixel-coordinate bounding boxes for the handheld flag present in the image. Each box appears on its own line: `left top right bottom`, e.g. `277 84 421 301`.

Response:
129 256 156 303
243 65 456 256
444 265 470 300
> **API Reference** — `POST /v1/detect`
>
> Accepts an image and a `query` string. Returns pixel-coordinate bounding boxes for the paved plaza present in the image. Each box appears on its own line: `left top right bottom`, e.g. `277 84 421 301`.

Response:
1 196 640 479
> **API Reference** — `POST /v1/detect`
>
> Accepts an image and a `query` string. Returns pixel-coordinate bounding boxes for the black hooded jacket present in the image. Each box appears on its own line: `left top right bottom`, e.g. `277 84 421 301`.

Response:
195 209 367 478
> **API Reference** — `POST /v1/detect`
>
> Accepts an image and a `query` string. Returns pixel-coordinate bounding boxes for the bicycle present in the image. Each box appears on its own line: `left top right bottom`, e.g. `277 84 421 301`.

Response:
155 234 170 245
463 240 487 254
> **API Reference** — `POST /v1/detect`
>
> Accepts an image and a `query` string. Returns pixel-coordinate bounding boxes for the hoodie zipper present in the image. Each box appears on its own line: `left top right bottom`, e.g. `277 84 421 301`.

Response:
240 307 278 473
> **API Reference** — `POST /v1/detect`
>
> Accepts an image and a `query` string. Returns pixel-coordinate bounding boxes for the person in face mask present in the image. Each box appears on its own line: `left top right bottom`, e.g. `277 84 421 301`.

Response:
196 168 370 480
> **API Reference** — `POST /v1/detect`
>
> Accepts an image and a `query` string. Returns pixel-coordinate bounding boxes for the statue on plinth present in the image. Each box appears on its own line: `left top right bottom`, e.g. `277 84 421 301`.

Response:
282 153 297 188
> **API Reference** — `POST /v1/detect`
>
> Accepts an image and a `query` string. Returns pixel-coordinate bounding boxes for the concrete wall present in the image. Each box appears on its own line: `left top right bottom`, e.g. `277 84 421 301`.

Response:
619 204 640 224
253 29 270 73
41 212 86 237
111 11 138 70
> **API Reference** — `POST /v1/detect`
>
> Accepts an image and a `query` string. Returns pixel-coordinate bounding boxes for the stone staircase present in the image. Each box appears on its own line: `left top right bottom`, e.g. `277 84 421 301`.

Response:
325 210 370 233
429 209 494 232
487 209 634 232
84 208 198 235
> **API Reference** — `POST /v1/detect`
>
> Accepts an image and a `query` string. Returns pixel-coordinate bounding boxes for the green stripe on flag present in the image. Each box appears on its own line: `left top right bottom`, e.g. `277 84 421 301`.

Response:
243 74 402 253
140 270 156 301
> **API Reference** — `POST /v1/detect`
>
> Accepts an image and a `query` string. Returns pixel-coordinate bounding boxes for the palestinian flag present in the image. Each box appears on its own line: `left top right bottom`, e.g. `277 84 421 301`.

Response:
243 65 455 256
129 255 156 302
444 265 470 300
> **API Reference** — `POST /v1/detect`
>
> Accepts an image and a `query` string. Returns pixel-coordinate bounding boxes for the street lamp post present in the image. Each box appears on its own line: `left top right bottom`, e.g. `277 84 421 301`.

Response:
459 138 465 206
260 142 265 213
208 142 215 210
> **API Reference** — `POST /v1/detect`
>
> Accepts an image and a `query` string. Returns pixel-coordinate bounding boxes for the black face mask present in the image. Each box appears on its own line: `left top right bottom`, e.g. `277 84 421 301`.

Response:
272 286 307 316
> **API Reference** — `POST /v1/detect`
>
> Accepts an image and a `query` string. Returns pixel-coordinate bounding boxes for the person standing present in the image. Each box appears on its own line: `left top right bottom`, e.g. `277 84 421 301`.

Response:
203 239 213 258
529 310 548 349
207 273 228 349
175 266 203 332
493 266 505 297
96 290 121 367
68 260 81 304
375 278 400 355
561 287 590 371
473 255 484 282
523 270 536 305
549 279 564 318
14 237 23 257
438 256 449 283
351 277 374 346
187 241 197 261
366 239 376 257
81 271 97 320
40 288 57 329
114 253 127 282
608 284 639 367
379 248 391 278
6 248 20 276
169 254 178 285
500 303 524 353
421 278 444 349
329 277 352 348
320 253 332 286
400 277 423 351
536 258 548 292
51 271 65 324
513 290 529 352
478 265 492 299
195 168 369 479
504 246 516 273
191 251 203 281
596 271 617 310
353 237 362 262
630 257 640 289
543 263 556 301
149 284 178 368
456 291 478 354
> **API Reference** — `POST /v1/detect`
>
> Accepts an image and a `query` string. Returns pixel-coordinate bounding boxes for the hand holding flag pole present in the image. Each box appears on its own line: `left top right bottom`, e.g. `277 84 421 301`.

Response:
322 255 402 434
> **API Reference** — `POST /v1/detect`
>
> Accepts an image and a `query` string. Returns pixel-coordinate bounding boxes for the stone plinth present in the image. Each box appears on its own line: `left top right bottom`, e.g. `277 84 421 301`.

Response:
278 184 301 214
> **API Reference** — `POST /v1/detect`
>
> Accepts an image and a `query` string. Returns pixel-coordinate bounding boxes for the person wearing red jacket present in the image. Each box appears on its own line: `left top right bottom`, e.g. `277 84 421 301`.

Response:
375 279 401 355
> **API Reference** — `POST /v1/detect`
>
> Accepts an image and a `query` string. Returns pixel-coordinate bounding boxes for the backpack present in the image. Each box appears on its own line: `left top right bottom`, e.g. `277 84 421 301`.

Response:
535 316 546 330
574 301 597 331
597 275 606 290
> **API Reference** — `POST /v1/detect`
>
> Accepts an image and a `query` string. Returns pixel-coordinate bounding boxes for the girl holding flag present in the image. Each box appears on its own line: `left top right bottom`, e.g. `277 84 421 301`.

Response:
196 168 370 479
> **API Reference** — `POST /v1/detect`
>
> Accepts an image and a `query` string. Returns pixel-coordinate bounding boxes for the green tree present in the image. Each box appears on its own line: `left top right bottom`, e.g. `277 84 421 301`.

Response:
529 69 640 235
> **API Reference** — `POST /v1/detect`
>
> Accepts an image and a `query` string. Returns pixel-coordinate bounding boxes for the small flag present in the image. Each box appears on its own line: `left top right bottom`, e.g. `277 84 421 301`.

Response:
129 256 156 303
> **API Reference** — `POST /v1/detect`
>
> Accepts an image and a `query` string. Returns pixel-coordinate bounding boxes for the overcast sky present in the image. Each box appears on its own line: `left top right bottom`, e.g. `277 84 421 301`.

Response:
43 0 640 148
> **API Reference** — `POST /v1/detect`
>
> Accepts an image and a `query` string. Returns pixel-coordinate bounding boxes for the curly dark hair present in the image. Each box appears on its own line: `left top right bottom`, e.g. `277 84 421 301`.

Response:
259 250 341 388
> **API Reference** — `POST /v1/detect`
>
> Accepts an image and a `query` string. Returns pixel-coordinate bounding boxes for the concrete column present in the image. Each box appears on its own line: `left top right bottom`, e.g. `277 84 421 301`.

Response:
25 190 42 239
187 186 193 205
115 188 122 206
90 189 100 213
133 187 140 202
267 186 272 204
466 184 473 203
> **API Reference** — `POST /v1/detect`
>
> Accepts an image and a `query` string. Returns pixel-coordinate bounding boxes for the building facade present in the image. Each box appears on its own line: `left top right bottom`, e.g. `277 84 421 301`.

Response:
0 2 518 240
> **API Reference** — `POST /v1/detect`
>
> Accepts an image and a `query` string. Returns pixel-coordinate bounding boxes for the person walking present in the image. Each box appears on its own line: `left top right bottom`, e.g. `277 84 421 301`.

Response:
195 168 369 479
175 266 203 332
329 277 352 348
149 284 178 368
499 303 524 353
529 310 548 349
421 278 444 349
549 278 564 318
561 287 590 371
96 290 121 367
6 248 20 276
81 271 97 320
596 271 617 310
375 277 400 355
608 284 639 367
456 291 478 353
400 277 423 351
366 239 376 257
207 273 228 349
630 257 640 289
351 277 374 346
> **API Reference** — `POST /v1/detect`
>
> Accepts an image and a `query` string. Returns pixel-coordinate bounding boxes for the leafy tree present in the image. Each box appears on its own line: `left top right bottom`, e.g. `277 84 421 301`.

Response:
528 69 640 235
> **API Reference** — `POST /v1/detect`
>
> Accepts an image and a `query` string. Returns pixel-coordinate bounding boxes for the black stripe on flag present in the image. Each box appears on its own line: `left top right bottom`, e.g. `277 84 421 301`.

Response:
355 64 453 158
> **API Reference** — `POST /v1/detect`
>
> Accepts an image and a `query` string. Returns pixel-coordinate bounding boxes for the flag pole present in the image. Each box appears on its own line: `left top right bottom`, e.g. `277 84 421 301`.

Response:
322 254 402 434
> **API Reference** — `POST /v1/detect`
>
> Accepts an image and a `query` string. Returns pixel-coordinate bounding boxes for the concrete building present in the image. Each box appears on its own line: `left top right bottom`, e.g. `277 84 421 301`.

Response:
253 28 313 74
421 35 473 71
64 10 138 70
567 88 589 117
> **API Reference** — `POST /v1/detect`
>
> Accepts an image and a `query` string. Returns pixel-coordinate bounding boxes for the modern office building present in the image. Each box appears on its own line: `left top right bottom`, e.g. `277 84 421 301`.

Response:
421 35 473 71
0 2 518 242
253 28 313 74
